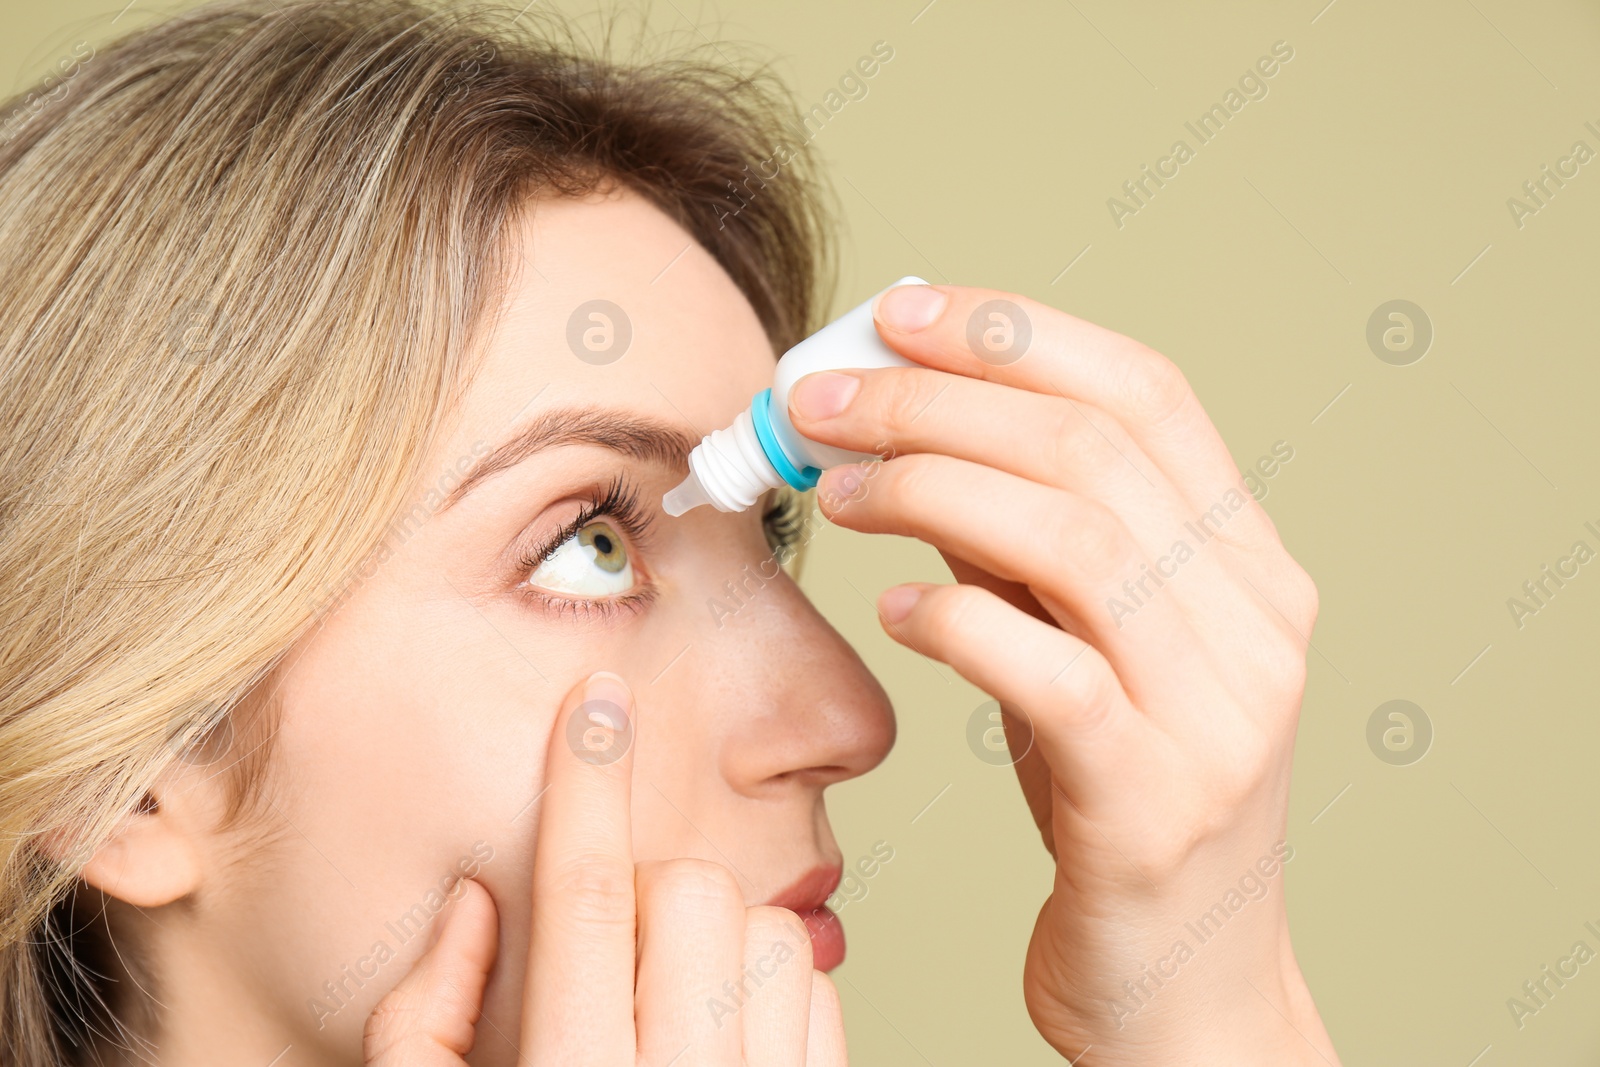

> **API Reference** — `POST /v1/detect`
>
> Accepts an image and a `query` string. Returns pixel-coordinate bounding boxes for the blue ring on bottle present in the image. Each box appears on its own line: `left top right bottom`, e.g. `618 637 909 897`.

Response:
751 388 821 490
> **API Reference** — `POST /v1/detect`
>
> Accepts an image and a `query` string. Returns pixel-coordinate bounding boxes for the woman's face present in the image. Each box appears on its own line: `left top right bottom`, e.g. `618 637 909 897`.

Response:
170 189 896 1059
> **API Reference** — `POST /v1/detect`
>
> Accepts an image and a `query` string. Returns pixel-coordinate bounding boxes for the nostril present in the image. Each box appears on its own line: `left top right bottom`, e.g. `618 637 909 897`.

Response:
768 765 854 788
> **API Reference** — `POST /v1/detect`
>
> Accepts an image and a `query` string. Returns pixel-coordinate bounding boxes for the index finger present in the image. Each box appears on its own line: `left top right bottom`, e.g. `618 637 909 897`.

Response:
870 283 1282 552
521 670 639 1064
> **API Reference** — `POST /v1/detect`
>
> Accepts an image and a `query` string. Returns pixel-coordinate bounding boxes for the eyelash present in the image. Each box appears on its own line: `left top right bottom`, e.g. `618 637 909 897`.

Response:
762 486 808 559
515 473 659 621
514 477 810 621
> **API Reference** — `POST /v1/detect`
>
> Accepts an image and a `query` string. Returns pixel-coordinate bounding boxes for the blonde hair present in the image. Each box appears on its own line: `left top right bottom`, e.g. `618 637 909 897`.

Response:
0 1 833 1058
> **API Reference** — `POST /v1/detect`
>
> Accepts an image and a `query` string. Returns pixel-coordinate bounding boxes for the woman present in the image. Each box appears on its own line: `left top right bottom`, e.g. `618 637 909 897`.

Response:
0 1 1339 1063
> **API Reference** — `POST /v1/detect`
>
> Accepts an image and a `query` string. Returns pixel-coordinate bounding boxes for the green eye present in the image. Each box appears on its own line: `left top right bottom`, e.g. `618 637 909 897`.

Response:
579 522 627 574
527 520 635 596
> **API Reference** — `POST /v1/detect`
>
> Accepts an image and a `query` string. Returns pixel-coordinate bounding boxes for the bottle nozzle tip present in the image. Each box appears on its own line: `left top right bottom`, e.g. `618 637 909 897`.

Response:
662 471 713 517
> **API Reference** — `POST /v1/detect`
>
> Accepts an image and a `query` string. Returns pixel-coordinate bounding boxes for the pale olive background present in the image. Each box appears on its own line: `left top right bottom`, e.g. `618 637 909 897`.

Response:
9 0 1600 1063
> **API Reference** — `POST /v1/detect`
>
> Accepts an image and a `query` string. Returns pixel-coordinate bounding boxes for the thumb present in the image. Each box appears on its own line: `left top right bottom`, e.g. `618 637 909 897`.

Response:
363 878 499 1066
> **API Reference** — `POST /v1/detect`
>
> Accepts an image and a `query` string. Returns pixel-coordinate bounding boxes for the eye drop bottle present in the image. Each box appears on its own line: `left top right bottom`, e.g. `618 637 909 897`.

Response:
662 275 928 516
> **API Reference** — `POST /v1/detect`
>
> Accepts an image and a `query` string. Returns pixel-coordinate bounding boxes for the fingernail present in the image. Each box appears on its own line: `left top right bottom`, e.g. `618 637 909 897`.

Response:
583 670 632 732
875 285 947 333
815 463 869 514
791 371 861 421
878 585 924 623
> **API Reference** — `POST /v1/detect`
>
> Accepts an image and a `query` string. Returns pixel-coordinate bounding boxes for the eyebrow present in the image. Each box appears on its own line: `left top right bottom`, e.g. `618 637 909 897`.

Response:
443 406 701 509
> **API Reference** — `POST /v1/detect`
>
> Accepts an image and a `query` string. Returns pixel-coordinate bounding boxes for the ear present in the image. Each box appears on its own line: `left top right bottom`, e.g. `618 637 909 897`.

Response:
42 760 223 909
76 790 204 908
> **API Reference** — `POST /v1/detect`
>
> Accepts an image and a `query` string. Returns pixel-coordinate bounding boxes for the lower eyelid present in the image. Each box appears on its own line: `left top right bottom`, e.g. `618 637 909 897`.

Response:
517 584 656 623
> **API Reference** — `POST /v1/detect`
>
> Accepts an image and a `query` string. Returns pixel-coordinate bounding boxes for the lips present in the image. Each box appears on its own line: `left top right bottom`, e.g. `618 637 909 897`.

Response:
764 865 846 971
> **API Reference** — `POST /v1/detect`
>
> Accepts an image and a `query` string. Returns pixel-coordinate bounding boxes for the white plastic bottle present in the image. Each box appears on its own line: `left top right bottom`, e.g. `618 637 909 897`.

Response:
662 275 928 516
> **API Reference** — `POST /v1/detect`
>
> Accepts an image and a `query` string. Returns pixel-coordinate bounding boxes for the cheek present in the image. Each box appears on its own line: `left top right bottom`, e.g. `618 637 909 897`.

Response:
281 588 557 835
232 594 573 1038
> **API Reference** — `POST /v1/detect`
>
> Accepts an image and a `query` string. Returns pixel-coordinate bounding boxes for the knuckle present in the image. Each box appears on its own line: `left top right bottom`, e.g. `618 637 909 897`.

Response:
1287 560 1320 628
1258 630 1310 706
1121 348 1192 426
365 986 474 1062
1054 644 1121 732
639 857 742 915
1207 731 1279 823
1139 830 1213 886
1124 729 1285 883
543 854 635 926
876 368 937 434
1058 500 1128 583
363 997 428 1061
875 453 937 514
1044 402 1104 475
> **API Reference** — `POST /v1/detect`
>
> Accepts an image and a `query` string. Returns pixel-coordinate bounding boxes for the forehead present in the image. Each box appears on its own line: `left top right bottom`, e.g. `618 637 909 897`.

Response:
461 188 777 445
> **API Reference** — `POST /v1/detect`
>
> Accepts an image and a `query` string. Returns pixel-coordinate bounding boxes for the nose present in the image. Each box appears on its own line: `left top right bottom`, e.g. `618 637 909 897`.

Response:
652 548 897 797
616 520 898 888
708 569 898 793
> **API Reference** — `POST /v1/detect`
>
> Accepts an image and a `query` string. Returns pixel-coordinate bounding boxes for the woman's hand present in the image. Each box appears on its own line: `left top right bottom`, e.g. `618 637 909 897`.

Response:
361 671 849 1066
787 284 1338 1066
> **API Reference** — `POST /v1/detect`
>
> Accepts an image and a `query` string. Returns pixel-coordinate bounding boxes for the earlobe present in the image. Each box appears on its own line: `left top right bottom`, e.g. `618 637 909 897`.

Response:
59 791 205 909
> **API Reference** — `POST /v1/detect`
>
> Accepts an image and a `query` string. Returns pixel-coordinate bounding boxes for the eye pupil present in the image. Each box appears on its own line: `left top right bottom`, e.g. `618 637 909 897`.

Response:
578 521 628 574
